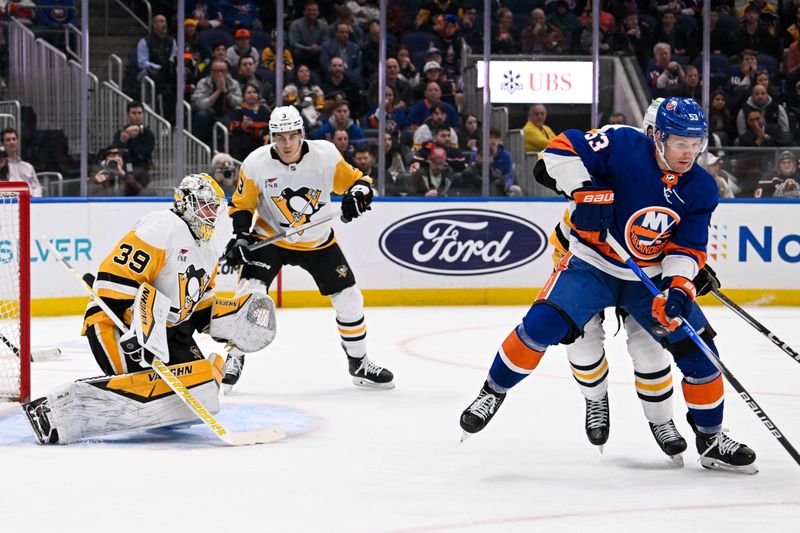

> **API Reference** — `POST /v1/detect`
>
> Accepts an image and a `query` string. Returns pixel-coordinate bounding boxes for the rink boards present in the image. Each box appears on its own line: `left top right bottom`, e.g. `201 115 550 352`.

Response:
16 197 800 315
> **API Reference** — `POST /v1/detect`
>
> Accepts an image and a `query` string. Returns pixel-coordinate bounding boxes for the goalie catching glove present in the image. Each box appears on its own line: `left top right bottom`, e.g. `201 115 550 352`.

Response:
209 292 277 353
652 276 696 332
341 182 373 223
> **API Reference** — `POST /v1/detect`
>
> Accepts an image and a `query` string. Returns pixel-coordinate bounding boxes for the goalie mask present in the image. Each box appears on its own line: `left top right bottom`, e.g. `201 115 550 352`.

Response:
174 173 225 242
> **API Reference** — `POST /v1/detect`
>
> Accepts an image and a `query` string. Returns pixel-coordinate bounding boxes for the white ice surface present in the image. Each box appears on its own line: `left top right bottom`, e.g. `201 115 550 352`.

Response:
1 306 800 532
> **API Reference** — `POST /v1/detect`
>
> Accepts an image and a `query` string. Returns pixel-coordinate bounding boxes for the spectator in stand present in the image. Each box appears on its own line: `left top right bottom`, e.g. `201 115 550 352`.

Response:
217 0 260 30
655 58 685 97
191 58 242 144
322 57 363 117
91 146 134 195
227 83 270 161
523 104 556 153
754 71 781 103
412 104 459 150
365 85 409 133
1 128 41 196
289 1 329 70
368 57 413 111
576 3 615 55
653 10 691 57
226 28 259 70
522 8 567 55
235 55 267 95
328 5 364 43
183 18 202 62
412 124 466 171
352 146 378 179
727 49 759 109
384 132 407 193
735 83 790 137
737 109 790 146
709 7 738 57
414 63 459 108
362 19 399 82
486 128 521 196
409 81 460 128
136 14 177 119
492 7 522 54
701 153 737 198
410 146 454 197
547 1 580 50
738 0 778 35
433 14 464 78
210 152 236 195
415 0 464 33
313 100 365 146
739 4 781 59
321 22 363 82
260 30 294 86
608 112 627 125
331 128 355 165
282 64 326 133
647 42 672 97
347 0 380 30
458 113 480 153
396 47 420 89
785 40 800 111
784 5 800 48
612 8 653 70
197 42 227 78
666 64 701 99
755 150 800 198
111 101 154 194
460 5 483 52
187 0 223 31
708 89 737 145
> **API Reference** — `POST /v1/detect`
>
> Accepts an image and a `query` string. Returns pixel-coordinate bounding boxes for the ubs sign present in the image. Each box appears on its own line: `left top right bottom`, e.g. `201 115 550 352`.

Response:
379 209 547 276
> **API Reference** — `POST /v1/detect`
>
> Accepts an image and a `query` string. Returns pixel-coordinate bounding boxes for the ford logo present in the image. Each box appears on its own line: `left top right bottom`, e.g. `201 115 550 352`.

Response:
379 209 547 275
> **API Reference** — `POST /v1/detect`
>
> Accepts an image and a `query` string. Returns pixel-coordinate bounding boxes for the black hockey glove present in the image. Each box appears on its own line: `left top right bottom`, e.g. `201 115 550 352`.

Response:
570 187 614 242
222 234 254 267
692 264 720 297
341 183 373 223
119 331 155 365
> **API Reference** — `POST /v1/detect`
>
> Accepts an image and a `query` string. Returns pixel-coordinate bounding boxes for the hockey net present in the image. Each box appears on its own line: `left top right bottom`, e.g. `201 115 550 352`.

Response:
0 183 30 403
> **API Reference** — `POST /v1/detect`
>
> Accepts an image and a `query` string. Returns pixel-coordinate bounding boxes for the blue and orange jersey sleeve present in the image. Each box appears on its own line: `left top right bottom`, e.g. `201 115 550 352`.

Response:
541 127 620 196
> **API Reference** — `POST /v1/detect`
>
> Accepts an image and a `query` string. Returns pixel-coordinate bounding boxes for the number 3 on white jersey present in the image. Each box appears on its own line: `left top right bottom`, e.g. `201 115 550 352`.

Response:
584 131 609 152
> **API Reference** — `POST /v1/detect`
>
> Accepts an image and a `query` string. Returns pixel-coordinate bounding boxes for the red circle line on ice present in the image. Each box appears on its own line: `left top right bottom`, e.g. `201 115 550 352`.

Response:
624 206 680 261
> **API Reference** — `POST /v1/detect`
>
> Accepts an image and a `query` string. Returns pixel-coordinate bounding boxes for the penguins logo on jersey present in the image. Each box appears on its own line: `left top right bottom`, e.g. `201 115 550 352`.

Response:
176 264 211 323
624 206 681 260
271 187 326 230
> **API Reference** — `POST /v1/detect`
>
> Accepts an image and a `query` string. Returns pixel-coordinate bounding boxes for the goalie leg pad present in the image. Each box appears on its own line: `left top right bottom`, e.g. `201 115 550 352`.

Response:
624 316 674 424
331 285 366 358
41 358 221 443
566 314 609 401
209 292 277 352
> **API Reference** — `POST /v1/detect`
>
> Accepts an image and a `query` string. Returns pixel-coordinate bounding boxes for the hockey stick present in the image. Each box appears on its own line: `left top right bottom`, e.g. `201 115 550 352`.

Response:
247 208 343 252
43 239 285 446
605 234 800 467
0 333 61 362
710 288 800 365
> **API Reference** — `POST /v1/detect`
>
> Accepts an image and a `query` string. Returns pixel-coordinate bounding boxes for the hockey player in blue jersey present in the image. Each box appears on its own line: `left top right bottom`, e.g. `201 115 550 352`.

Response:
459 97 757 474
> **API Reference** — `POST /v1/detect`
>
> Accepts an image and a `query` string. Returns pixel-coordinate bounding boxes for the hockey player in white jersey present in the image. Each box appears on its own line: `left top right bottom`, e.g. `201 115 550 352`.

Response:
21 174 277 444
221 106 394 390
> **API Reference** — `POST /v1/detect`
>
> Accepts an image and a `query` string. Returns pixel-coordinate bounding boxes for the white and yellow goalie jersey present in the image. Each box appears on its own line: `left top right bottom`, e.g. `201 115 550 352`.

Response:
82 209 220 334
230 139 371 251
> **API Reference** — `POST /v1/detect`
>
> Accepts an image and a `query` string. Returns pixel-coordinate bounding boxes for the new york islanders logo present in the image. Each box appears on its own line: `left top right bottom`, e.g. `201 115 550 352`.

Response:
625 207 680 260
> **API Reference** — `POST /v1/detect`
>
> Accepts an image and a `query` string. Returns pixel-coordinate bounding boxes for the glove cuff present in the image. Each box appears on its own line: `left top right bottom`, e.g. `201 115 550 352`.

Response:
670 276 696 300
572 188 614 204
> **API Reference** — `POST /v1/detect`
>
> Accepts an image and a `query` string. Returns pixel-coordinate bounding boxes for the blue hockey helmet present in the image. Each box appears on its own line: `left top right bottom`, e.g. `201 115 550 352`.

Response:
654 97 708 141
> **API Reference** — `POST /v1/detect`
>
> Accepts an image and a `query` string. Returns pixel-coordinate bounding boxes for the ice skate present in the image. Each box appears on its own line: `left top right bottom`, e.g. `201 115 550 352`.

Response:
585 394 610 452
649 420 687 466
222 353 245 394
348 355 395 389
22 397 59 444
460 381 506 442
688 414 757 474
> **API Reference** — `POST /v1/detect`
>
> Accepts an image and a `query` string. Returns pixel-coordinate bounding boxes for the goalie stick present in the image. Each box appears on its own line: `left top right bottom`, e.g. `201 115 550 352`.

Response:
605 234 800 467
0 333 61 362
43 239 285 446
710 288 800 365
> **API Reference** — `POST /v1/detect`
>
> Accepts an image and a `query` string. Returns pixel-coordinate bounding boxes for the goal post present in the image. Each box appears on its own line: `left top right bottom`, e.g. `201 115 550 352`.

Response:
0 182 30 403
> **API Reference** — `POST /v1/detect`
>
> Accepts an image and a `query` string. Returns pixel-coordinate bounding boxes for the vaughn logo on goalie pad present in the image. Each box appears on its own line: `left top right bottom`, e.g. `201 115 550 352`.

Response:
379 209 547 275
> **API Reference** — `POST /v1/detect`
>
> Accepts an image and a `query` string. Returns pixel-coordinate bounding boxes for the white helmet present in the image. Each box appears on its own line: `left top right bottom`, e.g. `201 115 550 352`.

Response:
642 97 664 138
269 106 304 137
173 173 225 242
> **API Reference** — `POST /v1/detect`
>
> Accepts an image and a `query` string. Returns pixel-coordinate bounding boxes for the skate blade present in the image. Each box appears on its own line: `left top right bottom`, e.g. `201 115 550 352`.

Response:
352 377 396 390
596 445 604 454
699 457 758 475
460 430 474 443
669 453 685 467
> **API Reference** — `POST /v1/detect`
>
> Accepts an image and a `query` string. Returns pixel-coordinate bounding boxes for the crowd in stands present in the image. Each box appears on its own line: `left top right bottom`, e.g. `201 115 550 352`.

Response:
3 0 800 199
